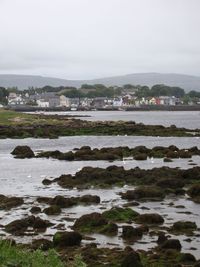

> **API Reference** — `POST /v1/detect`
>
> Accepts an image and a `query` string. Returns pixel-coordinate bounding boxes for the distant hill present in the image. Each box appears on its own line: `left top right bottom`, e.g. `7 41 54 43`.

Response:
0 73 200 92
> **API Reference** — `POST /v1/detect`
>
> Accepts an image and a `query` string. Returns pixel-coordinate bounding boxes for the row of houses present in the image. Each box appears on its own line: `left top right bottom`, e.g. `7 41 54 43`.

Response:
7 92 182 109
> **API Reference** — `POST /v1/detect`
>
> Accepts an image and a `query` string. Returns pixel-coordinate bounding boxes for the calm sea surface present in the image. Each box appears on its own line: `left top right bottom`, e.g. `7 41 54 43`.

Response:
40 110 200 129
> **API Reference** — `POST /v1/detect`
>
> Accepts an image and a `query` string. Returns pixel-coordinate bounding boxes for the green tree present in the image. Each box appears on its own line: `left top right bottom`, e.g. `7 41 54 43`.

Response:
0 87 8 105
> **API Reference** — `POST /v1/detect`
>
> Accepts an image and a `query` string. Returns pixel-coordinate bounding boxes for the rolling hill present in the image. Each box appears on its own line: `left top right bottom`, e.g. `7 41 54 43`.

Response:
0 73 200 91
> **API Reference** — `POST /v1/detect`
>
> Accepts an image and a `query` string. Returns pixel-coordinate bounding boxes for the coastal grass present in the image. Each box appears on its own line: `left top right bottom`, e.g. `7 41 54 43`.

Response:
0 240 88 267
0 240 64 267
0 109 64 126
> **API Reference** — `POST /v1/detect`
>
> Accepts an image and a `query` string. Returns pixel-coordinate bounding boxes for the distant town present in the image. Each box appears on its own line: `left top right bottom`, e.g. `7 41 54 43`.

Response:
0 83 200 110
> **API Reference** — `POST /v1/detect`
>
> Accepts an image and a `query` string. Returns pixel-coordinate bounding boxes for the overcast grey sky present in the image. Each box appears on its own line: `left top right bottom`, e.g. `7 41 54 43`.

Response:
0 0 199 79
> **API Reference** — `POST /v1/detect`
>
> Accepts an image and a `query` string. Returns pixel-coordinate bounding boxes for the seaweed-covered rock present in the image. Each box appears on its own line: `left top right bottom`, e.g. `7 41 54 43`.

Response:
42 179 53 185
99 223 118 235
183 167 200 181
43 205 61 215
36 196 52 204
121 187 164 201
170 221 197 234
30 206 41 214
0 195 24 210
5 216 52 235
11 146 34 158
179 253 196 264
50 195 76 208
134 153 148 161
179 150 192 158
157 232 168 245
136 213 164 225
53 231 82 247
161 239 182 251
122 226 143 240
73 212 107 233
156 179 185 189
187 184 200 202
79 194 100 204
163 157 173 162
121 250 143 267
102 207 139 222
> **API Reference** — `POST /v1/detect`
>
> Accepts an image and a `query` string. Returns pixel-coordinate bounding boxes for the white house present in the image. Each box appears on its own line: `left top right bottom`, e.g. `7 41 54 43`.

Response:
37 99 49 108
60 95 71 107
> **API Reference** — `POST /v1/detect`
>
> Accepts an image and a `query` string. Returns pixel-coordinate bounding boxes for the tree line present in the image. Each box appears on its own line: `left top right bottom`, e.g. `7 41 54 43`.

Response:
1 84 200 105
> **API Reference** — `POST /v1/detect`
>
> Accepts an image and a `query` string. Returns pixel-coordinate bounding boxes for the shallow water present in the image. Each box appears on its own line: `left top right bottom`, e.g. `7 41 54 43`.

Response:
1 136 200 196
0 136 200 258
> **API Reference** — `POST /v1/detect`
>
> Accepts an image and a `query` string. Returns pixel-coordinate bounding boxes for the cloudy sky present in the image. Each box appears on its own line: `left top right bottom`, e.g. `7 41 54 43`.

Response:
0 0 199 79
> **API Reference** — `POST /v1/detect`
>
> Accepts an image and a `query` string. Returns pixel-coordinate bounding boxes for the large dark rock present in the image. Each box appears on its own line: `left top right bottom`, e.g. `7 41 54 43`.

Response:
161 239 182 251
136 213 164 225
121 187 164 201
11 146 35 158
30 206 41 214
134 153 148 161
179 253 196 264
5 216 52 235
43 205 61 215
156 179 185 189
73 212 108 233
0 195 24 210
102 207 139 222
187 184 200 202
122 226 143 240
99 223 118 235
157 232 167 245
79 194 100 204
121 250 143 267
53 231 82 247
50 195 76 208
170 221 197 234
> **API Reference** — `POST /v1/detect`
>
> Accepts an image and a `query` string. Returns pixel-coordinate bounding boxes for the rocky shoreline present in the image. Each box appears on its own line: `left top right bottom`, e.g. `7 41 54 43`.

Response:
1 161 200 266
1 114 200 138
11 144 200 162
1 110 200 266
